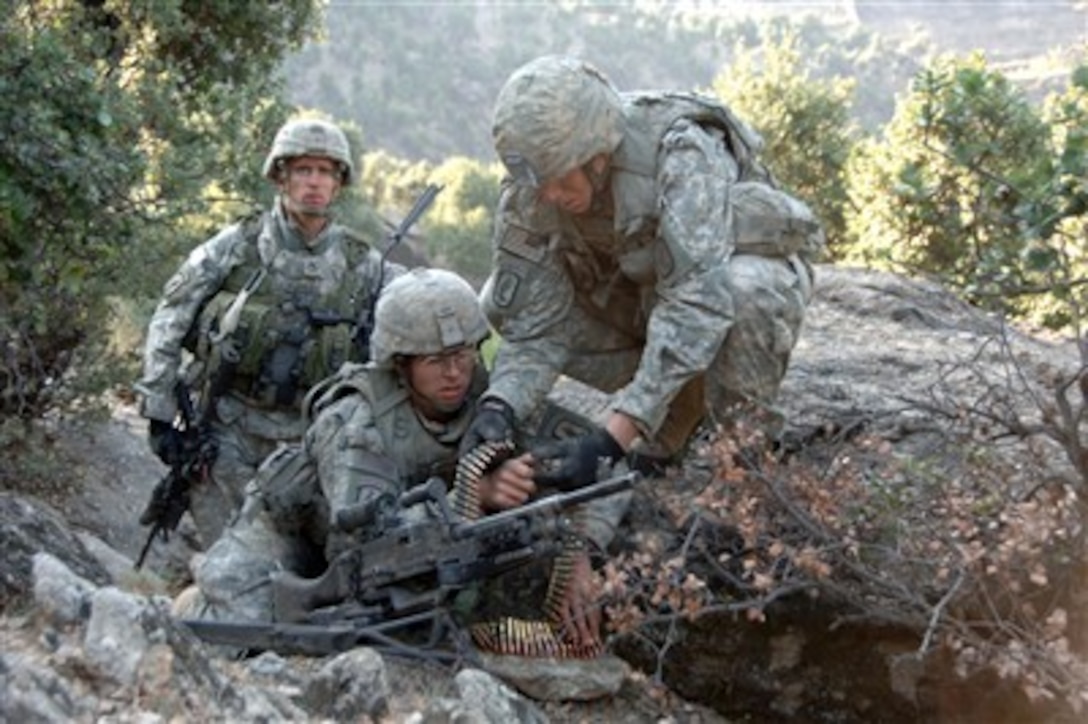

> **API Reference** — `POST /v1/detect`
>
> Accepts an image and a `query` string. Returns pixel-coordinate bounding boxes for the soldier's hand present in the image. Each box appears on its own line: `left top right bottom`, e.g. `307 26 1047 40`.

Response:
478 453 536 510
555 550 602 652
148 419 184 466
458 396 516 457
532 427 625 490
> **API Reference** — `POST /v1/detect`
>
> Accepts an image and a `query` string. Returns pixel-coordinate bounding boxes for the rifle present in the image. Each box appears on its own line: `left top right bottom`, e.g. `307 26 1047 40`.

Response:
135 264 265 570
180 469 639 659
134 381 218 569
354 183 443 360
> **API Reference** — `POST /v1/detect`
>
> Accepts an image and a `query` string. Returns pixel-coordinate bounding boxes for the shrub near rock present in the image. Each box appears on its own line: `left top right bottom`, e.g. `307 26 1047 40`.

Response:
1 265 1084 723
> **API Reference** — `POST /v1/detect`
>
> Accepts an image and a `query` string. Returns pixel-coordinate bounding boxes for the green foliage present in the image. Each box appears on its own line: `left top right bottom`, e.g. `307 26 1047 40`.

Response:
842 53 1058 320
2 1 321 423
357 152 502 287
423 158 503 287
1030 66 1088 333
712 21 858 249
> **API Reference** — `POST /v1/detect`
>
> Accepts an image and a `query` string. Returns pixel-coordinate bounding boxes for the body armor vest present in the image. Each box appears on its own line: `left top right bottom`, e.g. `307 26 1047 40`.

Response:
606 91 773 254
553 92 819 333
307 362 490 489
192 212 374 410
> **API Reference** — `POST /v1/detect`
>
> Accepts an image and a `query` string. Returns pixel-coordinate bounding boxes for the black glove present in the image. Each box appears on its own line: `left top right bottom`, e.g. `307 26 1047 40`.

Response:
148 419 184 466
458 397 516 457
532 427 625 491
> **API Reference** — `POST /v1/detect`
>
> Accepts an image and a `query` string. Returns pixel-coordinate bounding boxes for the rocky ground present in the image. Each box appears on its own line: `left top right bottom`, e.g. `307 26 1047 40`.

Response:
2 264 1085 722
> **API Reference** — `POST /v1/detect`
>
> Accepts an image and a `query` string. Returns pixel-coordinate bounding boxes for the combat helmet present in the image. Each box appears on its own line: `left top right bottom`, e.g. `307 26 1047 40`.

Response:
262 118 354 185
370 268 490 368
492 55 625 186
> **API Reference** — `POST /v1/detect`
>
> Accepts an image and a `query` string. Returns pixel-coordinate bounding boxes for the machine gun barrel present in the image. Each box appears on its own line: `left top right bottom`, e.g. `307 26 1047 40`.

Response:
179 608 461 662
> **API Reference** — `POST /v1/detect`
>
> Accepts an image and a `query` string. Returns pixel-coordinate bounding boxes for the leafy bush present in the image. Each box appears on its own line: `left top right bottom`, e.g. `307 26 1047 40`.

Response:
842 53 1054 316
2 11 145 419
1027 65 1088 333
2 1 321 423
712 23 857 251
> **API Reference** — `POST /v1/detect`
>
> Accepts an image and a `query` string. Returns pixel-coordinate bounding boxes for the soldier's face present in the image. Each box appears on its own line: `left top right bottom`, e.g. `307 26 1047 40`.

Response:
407 347 477 417
281 156 341 217
537 165 594 215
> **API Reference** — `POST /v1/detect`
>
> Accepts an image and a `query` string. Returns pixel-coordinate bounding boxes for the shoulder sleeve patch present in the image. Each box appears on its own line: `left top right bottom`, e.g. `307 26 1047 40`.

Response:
489 268 521 308
498 225 549 264
480 251 573 339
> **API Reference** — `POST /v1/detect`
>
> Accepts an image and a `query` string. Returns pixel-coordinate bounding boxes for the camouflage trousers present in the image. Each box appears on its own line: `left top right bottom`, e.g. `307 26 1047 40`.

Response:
189 394 305 549
183 494 325 624
561 253 812 456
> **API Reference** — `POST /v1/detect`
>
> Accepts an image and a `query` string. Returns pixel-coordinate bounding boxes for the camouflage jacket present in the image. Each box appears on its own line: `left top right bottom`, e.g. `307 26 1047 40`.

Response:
300 362 490 530
136 200 401 424
480 91 823 437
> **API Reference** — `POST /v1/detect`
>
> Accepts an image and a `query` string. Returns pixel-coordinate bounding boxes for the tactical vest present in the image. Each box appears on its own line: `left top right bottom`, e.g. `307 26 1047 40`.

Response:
305 362 491 488
548 92 822 336
609 91 819 262
191 212 376 410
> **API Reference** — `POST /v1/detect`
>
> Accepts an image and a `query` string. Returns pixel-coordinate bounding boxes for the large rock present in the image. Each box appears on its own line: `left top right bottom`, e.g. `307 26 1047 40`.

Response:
781 265 1077 452
0 265 1082 723
0 493 110 613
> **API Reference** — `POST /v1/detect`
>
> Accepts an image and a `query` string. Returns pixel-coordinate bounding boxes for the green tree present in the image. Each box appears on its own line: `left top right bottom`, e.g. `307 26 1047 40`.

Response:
1026 65 1088 333
357 150 435 217
842 53 1055 320
712 22 857 250
423 157 503 287
1 1 321 423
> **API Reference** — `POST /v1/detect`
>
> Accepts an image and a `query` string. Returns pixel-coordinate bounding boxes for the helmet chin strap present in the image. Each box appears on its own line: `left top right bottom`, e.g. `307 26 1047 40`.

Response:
297 204 332 219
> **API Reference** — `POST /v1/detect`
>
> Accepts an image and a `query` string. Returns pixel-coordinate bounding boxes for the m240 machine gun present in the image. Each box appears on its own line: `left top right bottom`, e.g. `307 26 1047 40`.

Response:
180 470 639 661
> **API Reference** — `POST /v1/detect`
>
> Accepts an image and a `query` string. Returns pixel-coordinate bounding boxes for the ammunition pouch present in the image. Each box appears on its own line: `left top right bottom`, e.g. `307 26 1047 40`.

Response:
255 444 321 538
192 294 356 411
731 182 825 262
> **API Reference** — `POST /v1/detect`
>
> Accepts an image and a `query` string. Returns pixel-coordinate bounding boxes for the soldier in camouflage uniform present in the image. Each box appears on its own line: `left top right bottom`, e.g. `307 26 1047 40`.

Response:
462 55 825 491
135 118 403 548
180 268 548 629
180 269 606 653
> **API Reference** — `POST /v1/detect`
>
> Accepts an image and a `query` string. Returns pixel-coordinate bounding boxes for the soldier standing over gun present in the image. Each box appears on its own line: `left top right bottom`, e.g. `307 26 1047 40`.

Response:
176 268 610 654
463 54 825 487
135 118 403 550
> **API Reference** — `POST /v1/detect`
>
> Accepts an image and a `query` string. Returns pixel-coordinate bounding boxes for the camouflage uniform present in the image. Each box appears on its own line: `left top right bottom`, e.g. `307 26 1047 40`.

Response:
482 56 825 456
186 378 620 628
186 362 491 623
136 119 402 547
184 269 492 624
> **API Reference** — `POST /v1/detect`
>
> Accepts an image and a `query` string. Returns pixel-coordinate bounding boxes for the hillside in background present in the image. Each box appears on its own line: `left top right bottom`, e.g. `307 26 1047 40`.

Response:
282 1 1086 163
